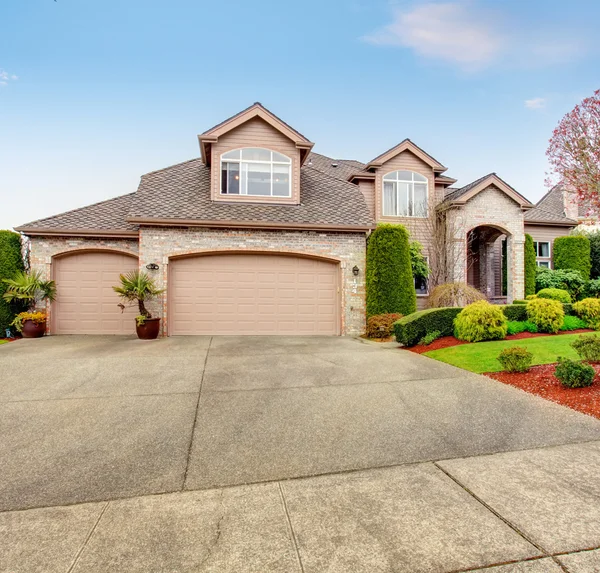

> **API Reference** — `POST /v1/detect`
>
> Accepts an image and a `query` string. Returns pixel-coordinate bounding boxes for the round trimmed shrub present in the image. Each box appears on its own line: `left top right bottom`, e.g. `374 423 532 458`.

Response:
428 282 485 308
524 234 536 297
365 313 402 339
571 334 600 362
497 347 533 373
555 358 595 388
573 298 600 330
0 230 25 334
553 236 591 280
366 224 416 317
537 288 572 303
535 268 585 300
526 298 564 334
454 301 508 342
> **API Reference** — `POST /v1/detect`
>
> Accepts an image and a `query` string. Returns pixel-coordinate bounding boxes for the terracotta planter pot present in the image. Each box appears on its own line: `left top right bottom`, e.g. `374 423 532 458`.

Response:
136 317 161 340
21 319 46 338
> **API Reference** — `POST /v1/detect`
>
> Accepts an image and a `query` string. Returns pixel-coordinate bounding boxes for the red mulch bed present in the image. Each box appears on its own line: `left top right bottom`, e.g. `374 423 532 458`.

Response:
407 329 594 354
0 338 19 343
487 364 600 419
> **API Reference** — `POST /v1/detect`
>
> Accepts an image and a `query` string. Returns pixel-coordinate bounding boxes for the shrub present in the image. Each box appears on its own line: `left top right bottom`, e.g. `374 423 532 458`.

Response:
563 303 574 316
571 334 600 362
588 230 600 279
526 298 564 334
454 301 508 343
560 315 588 331
506 321 538 335
501 304 528 322
428 282 484 308
410 241 429 284
512 300 527 305
535 268 586 300
586 278 600 298
572 298 600 330
537 288 572 303
554 236 591 280
418 330 442 346
497 347 533 373
526 294 538 300
524 234 537 297
365 313 402 339
366 224 416 317
0 231 25 334
394 307 462 346
554 358 595 388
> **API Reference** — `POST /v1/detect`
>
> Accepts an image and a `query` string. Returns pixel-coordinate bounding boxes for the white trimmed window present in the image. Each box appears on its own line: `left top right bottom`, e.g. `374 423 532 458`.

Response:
533 241 551 268
382 171 428 217
221 148 291 197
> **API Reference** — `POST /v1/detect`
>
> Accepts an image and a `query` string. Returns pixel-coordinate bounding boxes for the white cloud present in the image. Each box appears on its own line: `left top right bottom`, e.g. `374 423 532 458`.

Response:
363 1 587 72
525 97 546 110
0 70 18 87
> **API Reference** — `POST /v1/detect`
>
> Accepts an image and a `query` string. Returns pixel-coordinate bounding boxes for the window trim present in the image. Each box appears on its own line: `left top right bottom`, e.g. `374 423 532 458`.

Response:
382 170 428 218
533 241 552 268
220 147 292 198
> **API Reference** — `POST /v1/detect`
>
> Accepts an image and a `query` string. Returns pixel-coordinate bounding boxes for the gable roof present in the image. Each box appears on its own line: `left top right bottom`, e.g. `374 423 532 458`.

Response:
15 193 139 237
198 102 314 166
523 184 577 226
365 139 447 173
444 173 533 209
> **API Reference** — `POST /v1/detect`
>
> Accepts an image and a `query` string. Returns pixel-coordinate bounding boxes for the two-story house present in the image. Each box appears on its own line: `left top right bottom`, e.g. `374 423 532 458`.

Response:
16 103 578 336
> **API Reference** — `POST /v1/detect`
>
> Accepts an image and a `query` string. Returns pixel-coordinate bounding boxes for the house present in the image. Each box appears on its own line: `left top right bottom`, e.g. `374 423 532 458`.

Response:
15 103 578 336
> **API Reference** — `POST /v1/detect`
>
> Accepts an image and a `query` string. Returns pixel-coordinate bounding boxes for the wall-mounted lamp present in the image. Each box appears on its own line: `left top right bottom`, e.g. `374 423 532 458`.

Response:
352 265 360 276
146 263 160 271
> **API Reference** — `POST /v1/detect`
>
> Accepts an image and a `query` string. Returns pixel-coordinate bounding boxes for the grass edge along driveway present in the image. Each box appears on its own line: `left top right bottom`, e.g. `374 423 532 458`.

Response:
424 333 585 374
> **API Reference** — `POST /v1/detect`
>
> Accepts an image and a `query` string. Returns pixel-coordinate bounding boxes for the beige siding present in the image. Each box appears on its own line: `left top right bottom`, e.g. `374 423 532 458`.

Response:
524 224 572 268
357 179 375 219
211 117 301 205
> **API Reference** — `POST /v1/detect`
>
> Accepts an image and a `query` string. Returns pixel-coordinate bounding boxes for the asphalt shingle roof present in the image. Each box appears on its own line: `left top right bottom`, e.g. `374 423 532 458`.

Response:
524 184 577 225
444 173 496 201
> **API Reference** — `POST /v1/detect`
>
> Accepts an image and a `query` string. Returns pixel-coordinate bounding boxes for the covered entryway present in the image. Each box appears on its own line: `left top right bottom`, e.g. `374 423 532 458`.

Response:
52 251 139 334
169 253 340 335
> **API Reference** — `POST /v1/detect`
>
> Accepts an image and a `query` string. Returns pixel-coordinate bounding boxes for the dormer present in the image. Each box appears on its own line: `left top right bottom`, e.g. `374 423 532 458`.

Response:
198 103 314 205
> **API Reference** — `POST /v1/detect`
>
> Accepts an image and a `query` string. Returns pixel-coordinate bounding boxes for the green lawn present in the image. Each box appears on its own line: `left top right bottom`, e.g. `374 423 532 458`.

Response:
424 333 585 373
0 340 7 345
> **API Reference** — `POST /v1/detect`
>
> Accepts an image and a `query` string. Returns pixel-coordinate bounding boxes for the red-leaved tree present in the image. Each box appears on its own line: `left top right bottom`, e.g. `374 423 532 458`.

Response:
547 89 600 213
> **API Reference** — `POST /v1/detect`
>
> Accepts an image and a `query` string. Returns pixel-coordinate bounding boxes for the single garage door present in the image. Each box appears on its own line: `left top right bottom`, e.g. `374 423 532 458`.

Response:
52 251 139 334
169 253 339 335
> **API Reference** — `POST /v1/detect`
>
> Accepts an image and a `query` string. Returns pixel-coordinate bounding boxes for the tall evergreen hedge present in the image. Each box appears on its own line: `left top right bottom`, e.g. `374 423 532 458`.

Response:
587 231 600 279
0 231 25 333
524 234 536 297
553 235 591 280
366 224 416 317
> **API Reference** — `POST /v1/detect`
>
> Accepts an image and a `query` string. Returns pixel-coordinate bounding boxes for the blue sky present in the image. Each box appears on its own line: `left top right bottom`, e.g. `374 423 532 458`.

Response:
1 0 599 230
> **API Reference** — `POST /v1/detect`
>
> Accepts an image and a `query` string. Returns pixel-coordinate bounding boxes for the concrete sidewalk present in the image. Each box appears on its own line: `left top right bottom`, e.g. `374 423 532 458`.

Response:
3 441 600 572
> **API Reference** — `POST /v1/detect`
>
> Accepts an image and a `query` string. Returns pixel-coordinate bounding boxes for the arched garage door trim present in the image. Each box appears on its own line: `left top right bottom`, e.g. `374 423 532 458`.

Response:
51 249 139 334
166 250 342 336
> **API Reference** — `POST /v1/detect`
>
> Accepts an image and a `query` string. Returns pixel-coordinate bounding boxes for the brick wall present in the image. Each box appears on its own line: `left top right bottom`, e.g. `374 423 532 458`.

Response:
139 227 366 336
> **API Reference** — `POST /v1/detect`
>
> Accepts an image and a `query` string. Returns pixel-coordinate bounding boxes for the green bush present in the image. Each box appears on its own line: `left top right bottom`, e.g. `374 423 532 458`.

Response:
365 313 402 339
571 334 600 362
586 278 600 298
418 330 442 346
537 288 572 303
572 298 600 330
0 231 25 333
554 358 595 388
506 321 538 335
427 282 484 308
512 300 527 305
500 304 528 322
560 315 588 331
394 307 462 346
563 303 574 316
524 234 537 297
553 236 591 280
588 231 600 279
366 224 416 317
535 268 586 300
526 298 564 334
454 301 508 343
497 347 533 373
410 241 429 284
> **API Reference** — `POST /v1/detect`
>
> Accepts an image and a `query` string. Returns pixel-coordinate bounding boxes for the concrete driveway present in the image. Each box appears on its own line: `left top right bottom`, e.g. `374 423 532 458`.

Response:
3 335 600 572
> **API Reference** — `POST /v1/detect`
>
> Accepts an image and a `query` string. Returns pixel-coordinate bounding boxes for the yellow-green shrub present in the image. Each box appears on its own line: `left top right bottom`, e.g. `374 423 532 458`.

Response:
573 298 600 330
526 298 564 334
454 301 508 342
537 288 572 303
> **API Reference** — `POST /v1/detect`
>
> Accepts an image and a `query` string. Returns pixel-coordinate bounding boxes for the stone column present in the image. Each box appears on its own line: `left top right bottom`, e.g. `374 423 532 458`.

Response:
507 235 525 302
450 238 467 283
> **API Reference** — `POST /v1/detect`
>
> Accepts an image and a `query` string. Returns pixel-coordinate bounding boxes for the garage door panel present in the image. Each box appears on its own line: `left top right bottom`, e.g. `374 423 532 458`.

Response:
53 252 138 335
170 254 339 335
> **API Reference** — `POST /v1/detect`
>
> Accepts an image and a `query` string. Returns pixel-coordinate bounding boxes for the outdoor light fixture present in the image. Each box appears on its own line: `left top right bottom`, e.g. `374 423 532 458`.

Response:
352 265 359 276
146 263 159 271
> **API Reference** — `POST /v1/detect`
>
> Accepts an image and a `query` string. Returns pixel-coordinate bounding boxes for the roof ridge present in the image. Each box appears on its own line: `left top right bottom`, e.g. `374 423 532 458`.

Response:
141 157 201 178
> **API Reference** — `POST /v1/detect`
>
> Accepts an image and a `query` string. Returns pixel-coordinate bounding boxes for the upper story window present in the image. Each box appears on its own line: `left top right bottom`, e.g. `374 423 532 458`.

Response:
533 241 551 268
221 148 292 198
382 170 428 217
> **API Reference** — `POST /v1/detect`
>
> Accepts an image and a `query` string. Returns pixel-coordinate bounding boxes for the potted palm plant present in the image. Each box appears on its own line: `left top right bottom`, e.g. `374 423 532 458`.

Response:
3 270 57 338
113 270 164 339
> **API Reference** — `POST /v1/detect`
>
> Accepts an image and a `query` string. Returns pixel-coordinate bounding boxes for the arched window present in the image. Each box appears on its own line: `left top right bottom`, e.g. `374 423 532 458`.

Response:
382 171 428 217
221 148 292 197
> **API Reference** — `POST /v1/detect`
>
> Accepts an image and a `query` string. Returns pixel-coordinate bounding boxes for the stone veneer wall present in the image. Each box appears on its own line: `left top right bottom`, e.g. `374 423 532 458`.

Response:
139 227 367 336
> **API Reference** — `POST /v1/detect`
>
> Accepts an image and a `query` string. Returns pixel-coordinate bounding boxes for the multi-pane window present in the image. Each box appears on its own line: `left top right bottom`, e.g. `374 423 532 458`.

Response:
382 171 428 217
533 241 551 268
221 148 291 197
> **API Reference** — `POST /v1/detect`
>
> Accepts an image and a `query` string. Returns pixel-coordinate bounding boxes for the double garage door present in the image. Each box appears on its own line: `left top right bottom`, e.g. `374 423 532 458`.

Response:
52 251 340 335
